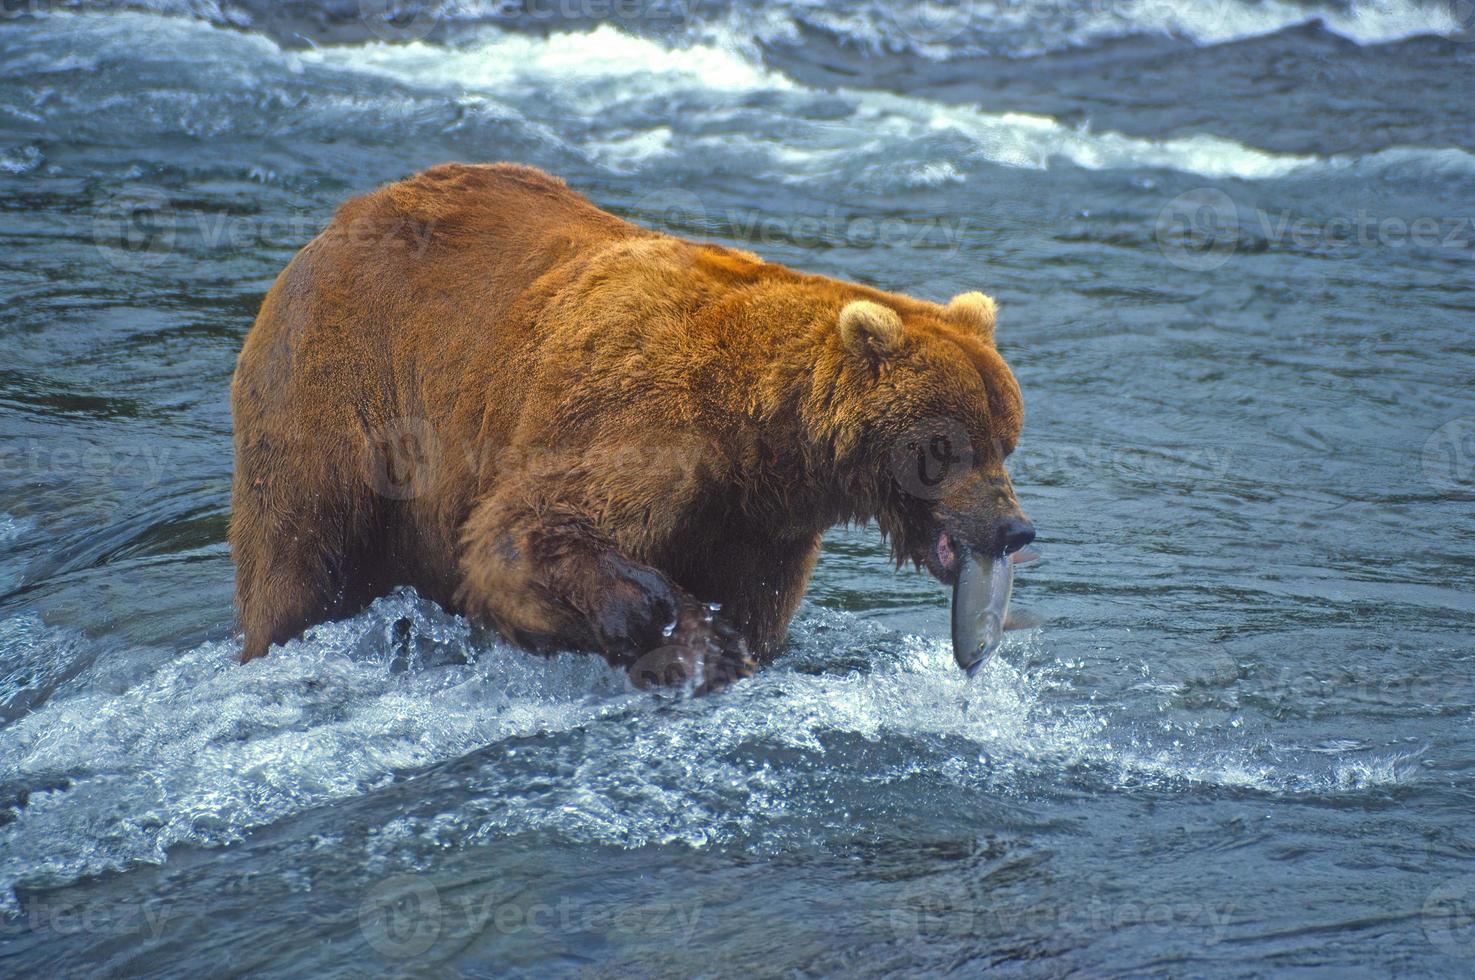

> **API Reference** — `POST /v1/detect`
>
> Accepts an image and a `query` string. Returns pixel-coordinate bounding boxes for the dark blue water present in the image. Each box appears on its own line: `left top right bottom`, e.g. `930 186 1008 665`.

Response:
1 1 1474 975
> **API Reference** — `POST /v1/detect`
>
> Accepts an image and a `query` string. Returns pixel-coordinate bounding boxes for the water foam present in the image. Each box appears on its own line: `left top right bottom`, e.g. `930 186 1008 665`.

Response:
742 0 1472 59
70 0 1473 55
294 21 1473 184
0 592 1412 907
0 594 635 906
297 21 788 95
17 11 1472 185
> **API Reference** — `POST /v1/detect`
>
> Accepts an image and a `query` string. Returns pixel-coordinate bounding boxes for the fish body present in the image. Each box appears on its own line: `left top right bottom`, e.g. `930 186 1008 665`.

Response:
950 552 1014 675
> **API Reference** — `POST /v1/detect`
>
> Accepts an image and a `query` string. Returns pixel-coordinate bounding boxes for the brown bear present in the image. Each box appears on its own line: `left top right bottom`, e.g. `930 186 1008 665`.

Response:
230 163 1033 691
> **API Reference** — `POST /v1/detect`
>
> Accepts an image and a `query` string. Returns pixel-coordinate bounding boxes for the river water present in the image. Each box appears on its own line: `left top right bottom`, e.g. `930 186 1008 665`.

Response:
1 1 1473 974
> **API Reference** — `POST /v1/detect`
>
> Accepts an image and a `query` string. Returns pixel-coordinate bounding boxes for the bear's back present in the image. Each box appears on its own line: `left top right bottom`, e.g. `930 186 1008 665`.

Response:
335 162 642 262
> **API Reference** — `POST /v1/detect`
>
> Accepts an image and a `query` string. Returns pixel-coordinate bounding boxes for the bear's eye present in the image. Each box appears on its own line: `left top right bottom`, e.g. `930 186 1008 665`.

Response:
961 426 1013 465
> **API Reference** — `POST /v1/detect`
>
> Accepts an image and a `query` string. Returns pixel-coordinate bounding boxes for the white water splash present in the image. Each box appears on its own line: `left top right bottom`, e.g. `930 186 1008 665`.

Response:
0 592 1416 908
293 20 1473 183
17 12 1472 185
70 0 1473 55
737 0 1472 58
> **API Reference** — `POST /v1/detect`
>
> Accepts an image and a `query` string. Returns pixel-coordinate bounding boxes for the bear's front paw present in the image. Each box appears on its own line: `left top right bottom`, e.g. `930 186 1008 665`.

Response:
628 605 756 696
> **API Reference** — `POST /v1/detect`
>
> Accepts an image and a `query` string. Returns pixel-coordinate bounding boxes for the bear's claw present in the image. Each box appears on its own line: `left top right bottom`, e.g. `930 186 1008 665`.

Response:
628 604 756 696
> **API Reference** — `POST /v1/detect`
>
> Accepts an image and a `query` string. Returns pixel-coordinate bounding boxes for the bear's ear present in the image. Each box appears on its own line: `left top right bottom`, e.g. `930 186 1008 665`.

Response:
946 291 998 340
838 300 904 362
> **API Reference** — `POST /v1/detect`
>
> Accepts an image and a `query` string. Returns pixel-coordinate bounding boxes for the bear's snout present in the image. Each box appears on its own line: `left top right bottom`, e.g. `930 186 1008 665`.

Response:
925 466 1034 573
995 516 1036 557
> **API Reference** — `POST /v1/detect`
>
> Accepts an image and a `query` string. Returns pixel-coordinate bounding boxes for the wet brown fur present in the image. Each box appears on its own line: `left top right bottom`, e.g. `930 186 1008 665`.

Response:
230 163 1026 684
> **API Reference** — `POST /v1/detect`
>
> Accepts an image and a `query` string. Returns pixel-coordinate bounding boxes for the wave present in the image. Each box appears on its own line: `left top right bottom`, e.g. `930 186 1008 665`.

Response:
46 0 1475 57
0 592 1415 908
727 0 1474 58
293 20 1475 183
10 11 1472 187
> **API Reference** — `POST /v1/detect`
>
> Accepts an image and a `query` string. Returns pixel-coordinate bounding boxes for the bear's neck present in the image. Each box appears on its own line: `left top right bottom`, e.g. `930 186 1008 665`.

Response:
744 311 887 534
678 261 893 533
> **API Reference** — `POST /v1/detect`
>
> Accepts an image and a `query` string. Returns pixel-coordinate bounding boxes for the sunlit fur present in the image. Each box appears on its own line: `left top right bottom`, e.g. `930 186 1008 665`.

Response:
230 163 1028 676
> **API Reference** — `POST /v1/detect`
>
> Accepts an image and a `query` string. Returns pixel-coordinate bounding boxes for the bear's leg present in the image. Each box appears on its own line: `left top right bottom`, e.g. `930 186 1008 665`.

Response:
456 490 756 694
230 455 376 663
233 537 333 662
692 531 822 662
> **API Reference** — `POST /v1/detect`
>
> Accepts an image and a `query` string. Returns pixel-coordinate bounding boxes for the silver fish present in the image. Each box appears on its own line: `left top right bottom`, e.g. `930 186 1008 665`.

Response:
951 551 1014 676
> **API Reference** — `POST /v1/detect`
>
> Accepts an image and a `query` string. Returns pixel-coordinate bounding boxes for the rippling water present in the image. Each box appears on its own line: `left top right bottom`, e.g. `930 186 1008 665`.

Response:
1 1 1474 974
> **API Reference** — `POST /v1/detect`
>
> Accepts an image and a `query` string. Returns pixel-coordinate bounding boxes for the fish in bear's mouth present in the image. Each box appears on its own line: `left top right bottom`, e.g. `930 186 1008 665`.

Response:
924 530 1035 675
923 529 1036 585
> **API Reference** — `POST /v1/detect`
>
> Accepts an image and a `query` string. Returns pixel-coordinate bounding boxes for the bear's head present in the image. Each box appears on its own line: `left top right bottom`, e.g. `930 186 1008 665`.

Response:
817 291 1033 583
